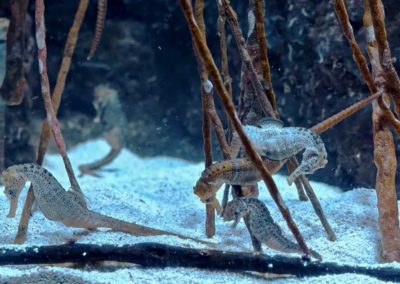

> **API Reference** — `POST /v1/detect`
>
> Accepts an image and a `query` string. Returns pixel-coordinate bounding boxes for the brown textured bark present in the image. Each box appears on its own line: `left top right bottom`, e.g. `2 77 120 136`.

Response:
372 97 400 262
179 0 311 257
363 0 400 262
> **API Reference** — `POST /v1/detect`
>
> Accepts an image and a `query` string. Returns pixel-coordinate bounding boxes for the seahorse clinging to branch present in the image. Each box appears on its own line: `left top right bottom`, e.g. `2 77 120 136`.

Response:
2 163 211 245
229 91 383 186
243 118 328 185
223 197 322 260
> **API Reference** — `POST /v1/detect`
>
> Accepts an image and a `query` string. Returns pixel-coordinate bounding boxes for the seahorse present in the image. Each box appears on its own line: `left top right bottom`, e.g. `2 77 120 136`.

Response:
2 163 211 245
193 157 282 204
223 197 322 260
243 118 328 185
79 84 126 177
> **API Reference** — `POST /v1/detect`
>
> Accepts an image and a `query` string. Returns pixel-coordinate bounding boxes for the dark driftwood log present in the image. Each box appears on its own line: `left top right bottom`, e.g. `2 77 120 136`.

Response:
0 243 399 281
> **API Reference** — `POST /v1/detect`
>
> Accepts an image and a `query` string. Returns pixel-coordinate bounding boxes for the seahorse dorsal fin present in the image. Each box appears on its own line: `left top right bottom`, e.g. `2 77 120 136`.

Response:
257 117 284 128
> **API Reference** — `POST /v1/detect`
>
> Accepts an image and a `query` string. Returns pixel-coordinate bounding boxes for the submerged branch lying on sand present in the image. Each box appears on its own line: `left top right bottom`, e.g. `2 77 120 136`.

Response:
0 243 399 282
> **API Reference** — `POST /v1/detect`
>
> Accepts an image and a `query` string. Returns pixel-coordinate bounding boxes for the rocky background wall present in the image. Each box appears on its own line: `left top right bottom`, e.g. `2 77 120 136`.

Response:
1 0 399 194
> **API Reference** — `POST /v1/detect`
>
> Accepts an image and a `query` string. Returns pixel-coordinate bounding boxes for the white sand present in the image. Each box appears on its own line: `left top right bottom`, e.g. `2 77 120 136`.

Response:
0 139 399 283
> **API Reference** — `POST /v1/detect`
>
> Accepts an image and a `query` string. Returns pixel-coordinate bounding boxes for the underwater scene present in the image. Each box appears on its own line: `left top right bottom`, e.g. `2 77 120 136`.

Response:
0 0 400 283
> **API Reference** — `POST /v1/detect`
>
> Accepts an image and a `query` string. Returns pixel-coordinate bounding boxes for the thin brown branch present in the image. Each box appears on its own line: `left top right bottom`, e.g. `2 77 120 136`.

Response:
253 0 277 111
364 0 400 262
287 158 336 241
194 0 216 238
14 0 89 245
216 0 234 143
179 0 311 257
311 91 383 134
35 0 80 191
300 177 336 242
222 0 276 118
334 0 376 92
201 92 213 166
87 0 107 60
286 159 308 201
207 98 231 159
216 1 232 98
286 157 308 201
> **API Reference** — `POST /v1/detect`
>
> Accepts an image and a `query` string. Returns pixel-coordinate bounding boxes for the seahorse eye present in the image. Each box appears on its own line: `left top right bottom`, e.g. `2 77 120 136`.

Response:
7 189 15 198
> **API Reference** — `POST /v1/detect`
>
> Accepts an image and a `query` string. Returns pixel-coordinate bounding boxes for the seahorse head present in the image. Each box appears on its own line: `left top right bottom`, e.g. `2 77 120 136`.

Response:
2 166 27 218
223 198 249 228
93 84 119 123
193 178 220 203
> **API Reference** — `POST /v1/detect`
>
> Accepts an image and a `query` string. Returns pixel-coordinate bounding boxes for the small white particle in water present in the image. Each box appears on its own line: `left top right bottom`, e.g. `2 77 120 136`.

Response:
366 25 375 44
247 10 255 37
158 46 162 50
202 80 213 93
268 263 273 269
83 252 87 256
38 59 44 74
33 248 39 253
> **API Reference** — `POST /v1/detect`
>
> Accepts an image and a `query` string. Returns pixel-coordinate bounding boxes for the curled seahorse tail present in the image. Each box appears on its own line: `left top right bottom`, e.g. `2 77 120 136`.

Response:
286 239 322 260
87 0 107 60
309 248 322 261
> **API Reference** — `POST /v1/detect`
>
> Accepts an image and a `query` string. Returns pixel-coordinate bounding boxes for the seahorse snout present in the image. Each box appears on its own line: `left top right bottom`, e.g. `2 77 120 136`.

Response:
6 198 17 218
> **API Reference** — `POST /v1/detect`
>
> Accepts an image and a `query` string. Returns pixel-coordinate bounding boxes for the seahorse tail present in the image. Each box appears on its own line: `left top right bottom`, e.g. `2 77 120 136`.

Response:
82 210 213 245
87 0 107 60
309 248 322 261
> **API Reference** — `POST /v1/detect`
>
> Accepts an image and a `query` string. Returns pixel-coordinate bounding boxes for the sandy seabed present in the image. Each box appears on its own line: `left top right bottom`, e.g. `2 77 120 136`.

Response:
0 139 399 283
